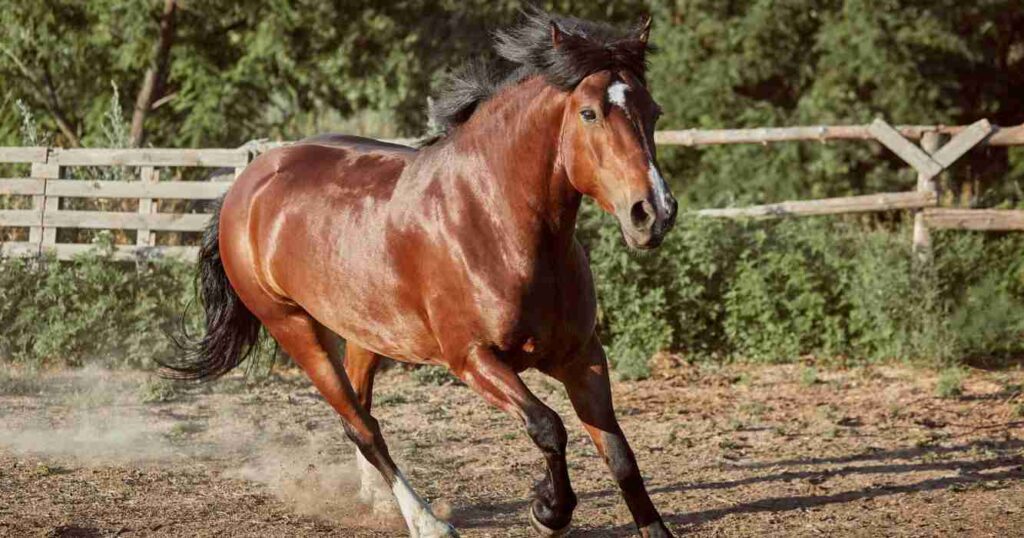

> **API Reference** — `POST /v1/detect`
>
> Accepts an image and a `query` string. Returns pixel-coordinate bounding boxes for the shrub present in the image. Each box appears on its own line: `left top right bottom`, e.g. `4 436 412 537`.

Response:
935 367 966 399
580 205 1024 378
410 365 460 386
799 366 819 387
3 206 1022 380
0 233 198 369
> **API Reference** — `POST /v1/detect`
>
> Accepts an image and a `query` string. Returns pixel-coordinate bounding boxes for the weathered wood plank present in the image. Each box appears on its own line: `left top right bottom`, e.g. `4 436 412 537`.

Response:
33 162 61 248
52 148 249 167
696 191 937 219
0 147 49 163
0 179 46 195
868 119 944 179
45 179 231 199
912 132 943 256
137 167 158 247
40 243 200 261
43 211 212 232
0 209 44 227
931 119 993 169
922 209 1024 231
654 123 1024 147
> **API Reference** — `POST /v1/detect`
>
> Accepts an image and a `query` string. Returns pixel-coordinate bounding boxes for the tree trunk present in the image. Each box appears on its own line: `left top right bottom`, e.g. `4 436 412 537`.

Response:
130 0 178 148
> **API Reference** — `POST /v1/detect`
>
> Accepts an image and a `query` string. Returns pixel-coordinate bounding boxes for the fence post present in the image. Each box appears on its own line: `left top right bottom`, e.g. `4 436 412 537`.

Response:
913 131 944 257
137 166 158 247
30 152 61 257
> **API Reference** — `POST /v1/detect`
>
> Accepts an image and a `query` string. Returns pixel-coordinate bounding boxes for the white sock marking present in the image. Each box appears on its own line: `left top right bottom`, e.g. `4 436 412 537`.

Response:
391 470 453 537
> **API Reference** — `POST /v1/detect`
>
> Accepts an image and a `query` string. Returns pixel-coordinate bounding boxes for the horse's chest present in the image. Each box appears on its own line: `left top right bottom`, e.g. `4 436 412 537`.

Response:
473 261 594 363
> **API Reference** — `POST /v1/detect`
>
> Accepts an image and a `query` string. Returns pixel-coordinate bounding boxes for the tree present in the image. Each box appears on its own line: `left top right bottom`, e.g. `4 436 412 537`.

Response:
0 1 645 148
646 0 1024 207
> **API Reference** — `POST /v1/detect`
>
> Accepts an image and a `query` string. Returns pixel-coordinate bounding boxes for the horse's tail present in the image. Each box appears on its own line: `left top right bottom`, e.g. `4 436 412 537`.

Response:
160 199 265 380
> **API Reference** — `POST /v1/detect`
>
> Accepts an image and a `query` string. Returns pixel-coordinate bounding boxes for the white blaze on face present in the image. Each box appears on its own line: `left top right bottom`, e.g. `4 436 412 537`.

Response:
607 80 630 111
609 80 671 215
649 160 671 208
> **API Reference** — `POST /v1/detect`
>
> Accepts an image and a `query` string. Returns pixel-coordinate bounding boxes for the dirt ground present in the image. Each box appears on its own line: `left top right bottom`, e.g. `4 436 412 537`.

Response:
1 359 1023 537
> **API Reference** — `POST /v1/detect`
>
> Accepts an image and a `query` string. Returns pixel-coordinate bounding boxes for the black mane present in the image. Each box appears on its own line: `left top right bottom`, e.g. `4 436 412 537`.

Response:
427 9 652 137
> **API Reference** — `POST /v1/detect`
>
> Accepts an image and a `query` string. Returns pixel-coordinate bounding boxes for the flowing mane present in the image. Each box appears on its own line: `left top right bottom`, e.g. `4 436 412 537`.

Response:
427 9 654 137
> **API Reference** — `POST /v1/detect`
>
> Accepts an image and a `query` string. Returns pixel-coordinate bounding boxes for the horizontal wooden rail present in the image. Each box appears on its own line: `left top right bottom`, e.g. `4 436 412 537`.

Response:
0 147 249 167
0 147 48 163
42 243 199 261
52 148 249 167
45 180 230 199
696 191 937 219
655 123 1024 147
0 178 46 195
42 211 210 232
922 208 1024 231
0 209 42 227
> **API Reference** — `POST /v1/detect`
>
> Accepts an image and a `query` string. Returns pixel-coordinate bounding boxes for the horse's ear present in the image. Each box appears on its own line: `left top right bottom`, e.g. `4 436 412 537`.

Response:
637 15 652 45
550 20 564 47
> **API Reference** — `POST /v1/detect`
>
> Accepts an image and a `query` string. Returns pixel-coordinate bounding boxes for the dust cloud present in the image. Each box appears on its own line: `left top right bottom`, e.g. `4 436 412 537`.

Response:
0 366 400 528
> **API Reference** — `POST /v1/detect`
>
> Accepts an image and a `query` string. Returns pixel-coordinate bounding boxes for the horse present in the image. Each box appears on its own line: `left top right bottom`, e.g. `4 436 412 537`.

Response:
165 10 678 538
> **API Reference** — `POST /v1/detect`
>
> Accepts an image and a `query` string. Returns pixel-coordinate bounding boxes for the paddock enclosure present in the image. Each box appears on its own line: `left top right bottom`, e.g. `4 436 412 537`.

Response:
2 120 1023 260
1 122 1023 536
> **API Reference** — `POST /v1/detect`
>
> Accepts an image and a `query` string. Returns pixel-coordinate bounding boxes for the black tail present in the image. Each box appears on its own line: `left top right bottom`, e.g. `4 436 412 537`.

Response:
161 200 265 380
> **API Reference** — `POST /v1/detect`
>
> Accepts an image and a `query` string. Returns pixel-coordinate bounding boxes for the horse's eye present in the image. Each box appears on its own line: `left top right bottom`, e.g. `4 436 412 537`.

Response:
580 108 598 123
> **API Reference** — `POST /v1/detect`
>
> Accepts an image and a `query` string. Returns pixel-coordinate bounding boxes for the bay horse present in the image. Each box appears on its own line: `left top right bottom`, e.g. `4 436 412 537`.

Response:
166 10 677 538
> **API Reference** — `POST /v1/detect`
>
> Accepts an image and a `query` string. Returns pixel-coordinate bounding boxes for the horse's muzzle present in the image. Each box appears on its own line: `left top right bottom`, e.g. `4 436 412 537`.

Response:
619 193 677 250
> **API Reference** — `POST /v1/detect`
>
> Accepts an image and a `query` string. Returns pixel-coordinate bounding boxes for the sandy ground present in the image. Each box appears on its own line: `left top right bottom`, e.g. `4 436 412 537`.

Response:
0 359 1023 537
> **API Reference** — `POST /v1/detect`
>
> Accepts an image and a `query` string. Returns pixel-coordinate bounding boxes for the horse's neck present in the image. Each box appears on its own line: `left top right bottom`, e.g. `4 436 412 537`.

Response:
453 78 581 255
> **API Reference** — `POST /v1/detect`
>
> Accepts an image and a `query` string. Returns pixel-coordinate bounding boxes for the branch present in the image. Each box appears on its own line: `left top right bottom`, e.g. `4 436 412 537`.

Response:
0 45 82 147
130 0 178 147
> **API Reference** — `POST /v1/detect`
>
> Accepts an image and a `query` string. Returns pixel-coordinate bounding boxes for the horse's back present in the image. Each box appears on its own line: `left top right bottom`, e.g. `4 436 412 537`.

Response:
218 134 437 359
298 133 418 155
231 134 416 208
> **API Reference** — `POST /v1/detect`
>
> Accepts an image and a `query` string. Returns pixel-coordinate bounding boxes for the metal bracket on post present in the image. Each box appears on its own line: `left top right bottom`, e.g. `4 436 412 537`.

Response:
868 118 994 257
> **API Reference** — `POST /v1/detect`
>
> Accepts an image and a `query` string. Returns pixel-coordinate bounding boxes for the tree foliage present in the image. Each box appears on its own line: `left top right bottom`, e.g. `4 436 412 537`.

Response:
647 0 1024 206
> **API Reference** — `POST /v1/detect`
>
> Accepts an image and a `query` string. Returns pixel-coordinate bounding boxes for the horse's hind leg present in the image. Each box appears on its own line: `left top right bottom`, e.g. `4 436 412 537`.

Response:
263 312 455 537
341 342 389 511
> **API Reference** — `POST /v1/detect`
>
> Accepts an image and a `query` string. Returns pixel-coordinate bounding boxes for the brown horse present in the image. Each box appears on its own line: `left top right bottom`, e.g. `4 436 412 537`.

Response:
165 10 677 538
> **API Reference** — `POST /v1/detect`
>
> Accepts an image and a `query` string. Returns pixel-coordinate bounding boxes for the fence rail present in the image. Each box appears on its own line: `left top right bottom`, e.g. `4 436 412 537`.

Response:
1 118 1023 261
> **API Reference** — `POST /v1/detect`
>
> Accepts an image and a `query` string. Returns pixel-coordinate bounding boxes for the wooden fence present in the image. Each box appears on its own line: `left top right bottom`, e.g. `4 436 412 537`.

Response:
0 147 247 260
1 118 1022 261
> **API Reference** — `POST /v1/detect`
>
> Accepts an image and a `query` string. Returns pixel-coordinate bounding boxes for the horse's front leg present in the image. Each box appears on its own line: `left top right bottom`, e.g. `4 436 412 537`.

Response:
449 345 577 536
550 335 673 538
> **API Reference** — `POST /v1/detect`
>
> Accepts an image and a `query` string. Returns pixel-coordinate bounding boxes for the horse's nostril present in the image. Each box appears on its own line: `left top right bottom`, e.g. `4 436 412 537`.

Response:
630 200 655 229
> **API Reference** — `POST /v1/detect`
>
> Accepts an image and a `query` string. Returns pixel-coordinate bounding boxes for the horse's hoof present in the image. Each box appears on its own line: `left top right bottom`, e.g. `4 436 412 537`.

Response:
529 505 571 537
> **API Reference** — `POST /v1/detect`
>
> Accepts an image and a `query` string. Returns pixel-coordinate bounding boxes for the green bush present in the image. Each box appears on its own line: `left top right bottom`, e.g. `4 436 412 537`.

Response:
580 204 1024 378
3 211 1022 380
0 233 198 368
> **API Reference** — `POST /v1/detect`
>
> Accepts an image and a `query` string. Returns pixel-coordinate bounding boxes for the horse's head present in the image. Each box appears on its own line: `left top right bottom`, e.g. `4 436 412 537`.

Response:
555 21 677 250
